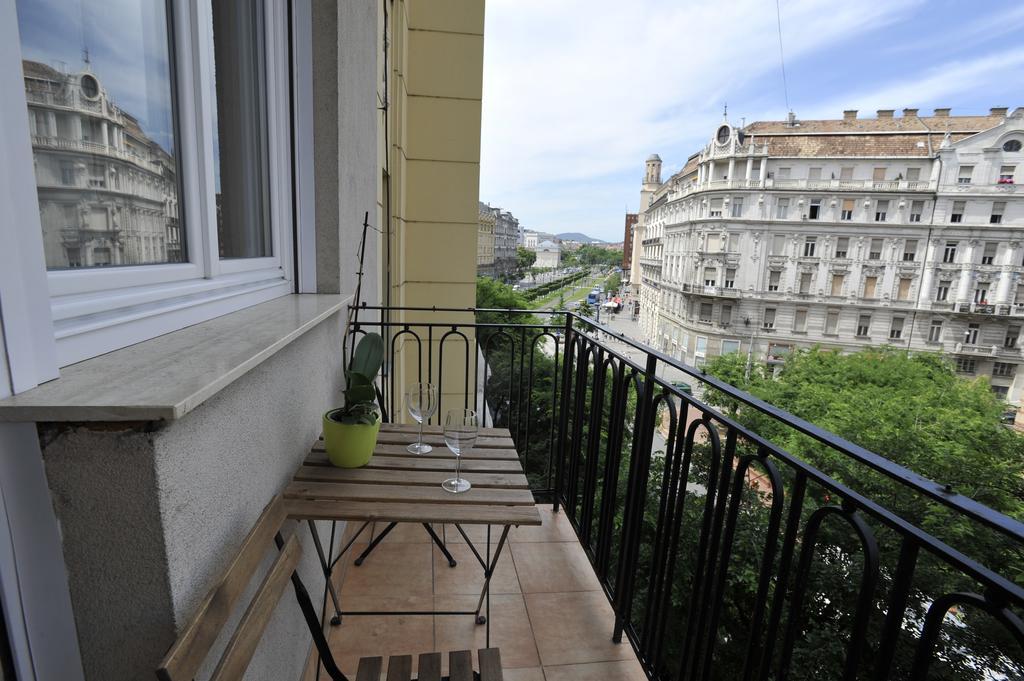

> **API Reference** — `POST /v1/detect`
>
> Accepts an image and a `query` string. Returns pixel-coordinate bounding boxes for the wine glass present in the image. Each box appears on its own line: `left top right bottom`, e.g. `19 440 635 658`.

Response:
405 383 438 454
442 408 478 493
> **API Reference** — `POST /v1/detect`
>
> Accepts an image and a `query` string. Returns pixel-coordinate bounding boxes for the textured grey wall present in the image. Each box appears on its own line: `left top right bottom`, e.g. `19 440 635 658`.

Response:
313 0 379 306
41 315 344 681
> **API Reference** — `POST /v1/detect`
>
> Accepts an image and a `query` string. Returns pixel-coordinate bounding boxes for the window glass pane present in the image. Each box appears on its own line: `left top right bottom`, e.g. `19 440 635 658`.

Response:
211 0 271 259
17 0 184 269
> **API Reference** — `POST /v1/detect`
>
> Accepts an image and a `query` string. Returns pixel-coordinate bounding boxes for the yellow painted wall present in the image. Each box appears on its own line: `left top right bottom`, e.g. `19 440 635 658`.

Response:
379 0 485 421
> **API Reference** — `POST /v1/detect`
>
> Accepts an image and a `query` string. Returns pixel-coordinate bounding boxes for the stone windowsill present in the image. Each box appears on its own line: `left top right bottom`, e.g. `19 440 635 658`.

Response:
0 294 345 423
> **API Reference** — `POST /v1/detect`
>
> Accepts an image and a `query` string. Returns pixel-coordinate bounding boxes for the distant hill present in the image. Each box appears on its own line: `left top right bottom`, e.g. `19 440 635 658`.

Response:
556 232 606 243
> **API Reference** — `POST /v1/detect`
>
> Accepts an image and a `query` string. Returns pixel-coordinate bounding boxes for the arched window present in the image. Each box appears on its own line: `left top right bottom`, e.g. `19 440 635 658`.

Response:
1003 139 1022 152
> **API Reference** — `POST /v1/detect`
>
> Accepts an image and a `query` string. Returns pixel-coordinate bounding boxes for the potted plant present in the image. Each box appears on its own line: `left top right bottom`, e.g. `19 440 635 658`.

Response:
323 332 385 468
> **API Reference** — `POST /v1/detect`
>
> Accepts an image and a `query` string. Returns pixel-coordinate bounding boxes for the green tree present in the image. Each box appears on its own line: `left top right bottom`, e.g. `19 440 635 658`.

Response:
688 347 1024 680
515 246 536 279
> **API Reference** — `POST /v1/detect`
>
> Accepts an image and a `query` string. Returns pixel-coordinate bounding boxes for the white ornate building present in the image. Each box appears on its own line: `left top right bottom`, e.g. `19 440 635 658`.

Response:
635 107 1024 402
23 60 181 269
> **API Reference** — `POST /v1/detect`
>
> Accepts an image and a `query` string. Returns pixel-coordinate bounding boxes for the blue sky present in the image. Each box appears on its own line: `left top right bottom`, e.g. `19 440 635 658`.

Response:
16 0 176 153
480 0 1024 242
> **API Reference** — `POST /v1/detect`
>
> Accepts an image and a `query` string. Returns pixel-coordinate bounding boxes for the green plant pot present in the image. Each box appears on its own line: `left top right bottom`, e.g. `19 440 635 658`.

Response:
322 410 381 468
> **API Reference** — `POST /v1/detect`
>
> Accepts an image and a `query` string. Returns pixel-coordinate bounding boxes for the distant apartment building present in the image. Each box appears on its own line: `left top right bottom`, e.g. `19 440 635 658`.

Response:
535 239 561 269
623 212 638 274
635 107 1024 402
478 201 496 276
479 204 519 278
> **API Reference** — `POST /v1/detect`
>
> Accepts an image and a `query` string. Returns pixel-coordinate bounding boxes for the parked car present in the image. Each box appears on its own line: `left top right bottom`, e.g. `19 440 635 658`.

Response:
670 380 693 395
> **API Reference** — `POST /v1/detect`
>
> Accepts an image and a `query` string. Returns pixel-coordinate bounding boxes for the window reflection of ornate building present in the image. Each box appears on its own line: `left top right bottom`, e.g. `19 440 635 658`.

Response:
23 60 181 269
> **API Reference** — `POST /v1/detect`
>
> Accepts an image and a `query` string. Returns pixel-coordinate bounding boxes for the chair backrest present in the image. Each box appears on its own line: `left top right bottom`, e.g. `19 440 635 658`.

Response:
156 495 347 681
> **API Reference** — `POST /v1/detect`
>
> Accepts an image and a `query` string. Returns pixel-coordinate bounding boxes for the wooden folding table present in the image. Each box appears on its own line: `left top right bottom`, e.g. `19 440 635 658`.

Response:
283 423 541 646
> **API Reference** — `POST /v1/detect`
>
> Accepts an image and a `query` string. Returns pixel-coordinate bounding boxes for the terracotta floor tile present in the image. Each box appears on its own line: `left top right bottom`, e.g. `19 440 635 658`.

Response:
543 659 648 681
432 542 521 595
321 595 434 679
501 667 546 681
434 594 541 672
511 542 601 593
511 507 578 543
340 542 433 597
369 520 433 543
525 591 636 667
437 523 494 544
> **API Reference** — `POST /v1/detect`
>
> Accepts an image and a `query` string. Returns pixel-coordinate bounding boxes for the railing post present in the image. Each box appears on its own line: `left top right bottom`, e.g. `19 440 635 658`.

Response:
553 313 575 513
612 352 658 643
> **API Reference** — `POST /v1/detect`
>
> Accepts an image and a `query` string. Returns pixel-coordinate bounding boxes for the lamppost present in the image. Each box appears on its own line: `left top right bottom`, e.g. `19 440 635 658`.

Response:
743 316 758 380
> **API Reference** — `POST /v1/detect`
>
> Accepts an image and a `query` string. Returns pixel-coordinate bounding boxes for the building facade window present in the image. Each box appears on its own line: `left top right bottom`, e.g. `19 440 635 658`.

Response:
974 285 990 304
831 274 844 296
699 302 713 322
1006 325 1020 349
950 201 965 223
943 241 958 263
721 339 740 354
803 236 816 257
808 199 821 219
724 268 736 288
875 199 889 222
825 309 839 334
709 198 723 217
955 357 976 374
731 197 743 217
763 308 776 329
928 319 943 342
869 238 882 260
936 280 951 301
889 317 904 339
864 276 877 298
775 198 789 219
873 167 886 182
834 236 849 258
897 277 912 301
799 272 812 294
703 267 717 286
982 242 998 265
999 165 1016 183
958 165 974 184
965 323 980 345
793 309 808 332
993 362 1017 378
856 314 871 337
771 234 786 255
909 200 924 222
841 199 854 220
768 270 781 291
991 202 1006 225
903 240 917 261
721 304 732 326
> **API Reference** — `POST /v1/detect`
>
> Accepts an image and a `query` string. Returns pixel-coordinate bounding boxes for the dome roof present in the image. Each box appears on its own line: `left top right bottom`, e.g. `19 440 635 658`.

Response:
646 154 662 162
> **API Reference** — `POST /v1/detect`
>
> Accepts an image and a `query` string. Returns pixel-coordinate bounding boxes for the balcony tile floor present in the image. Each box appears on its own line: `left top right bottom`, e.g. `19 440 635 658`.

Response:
304 505 645 681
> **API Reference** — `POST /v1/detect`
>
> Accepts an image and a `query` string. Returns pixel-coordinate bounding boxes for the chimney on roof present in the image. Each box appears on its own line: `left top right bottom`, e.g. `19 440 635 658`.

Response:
933 108 951 117
990 107 1009 116
843 110 857 120
902 108 919 117
877 109 895 119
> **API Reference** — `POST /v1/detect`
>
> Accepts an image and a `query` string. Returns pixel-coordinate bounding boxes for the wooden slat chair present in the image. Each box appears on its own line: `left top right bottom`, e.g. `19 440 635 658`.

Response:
156 495 503 681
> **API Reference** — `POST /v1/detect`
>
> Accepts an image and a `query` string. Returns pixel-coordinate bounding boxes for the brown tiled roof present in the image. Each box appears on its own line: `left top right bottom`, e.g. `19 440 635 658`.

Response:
22 59 62 81
761 132 977 157
745 114 1003 135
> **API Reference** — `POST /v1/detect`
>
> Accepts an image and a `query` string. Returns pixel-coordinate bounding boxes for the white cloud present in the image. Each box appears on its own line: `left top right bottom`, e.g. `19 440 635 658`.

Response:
480 0 923 238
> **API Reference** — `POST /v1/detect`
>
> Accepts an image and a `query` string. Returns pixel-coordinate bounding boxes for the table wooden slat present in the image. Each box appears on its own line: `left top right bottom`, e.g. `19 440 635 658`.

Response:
385 655 412 681
285 481 535 506
478 648 503 681
293 465 529 489
284 499 542 526
355 657 382 681
311 441 521 461
305 452 524 474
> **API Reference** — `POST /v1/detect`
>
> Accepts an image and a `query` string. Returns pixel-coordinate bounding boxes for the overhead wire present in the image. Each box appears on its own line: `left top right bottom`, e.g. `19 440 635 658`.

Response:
775 0 791 113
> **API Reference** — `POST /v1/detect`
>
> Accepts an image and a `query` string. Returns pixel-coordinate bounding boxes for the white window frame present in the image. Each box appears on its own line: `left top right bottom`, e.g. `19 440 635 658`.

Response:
3 0 302 369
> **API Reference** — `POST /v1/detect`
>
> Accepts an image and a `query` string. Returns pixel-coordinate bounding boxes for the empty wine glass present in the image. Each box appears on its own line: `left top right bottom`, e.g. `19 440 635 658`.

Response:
405 382 438 454
442 408 478 493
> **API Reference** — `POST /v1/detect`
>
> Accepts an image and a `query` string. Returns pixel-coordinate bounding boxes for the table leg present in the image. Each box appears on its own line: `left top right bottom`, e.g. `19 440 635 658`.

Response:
473 525 511 646
307 519 370 627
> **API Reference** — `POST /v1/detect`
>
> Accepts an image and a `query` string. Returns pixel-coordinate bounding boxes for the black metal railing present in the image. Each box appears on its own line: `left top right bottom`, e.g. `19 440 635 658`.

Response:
352 305 1024 681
